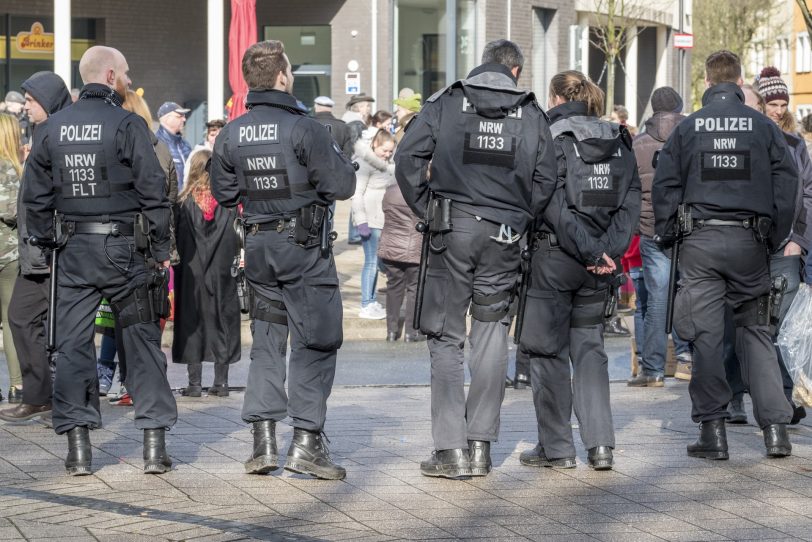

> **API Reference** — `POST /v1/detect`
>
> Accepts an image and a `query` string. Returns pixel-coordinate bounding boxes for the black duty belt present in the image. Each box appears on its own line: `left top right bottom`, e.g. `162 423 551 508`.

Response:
71 221 135 236
535 231 559 246
693 217 756 229
249 218 294 234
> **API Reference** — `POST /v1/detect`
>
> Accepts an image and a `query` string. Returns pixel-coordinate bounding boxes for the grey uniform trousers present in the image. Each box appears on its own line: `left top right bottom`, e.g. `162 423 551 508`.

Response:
241 228 343 432
419 212 519 451
52 234 177 435
675 227 792 427
521 240 615 460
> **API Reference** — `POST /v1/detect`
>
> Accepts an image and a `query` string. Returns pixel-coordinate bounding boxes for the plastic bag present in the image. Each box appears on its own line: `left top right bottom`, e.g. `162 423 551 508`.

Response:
777 283 812 407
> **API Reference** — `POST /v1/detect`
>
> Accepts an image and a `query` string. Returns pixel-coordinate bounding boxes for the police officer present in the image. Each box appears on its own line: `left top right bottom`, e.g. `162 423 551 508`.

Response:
394 39 557 479
653 50 798 459
23 46 177 475
211 40 356 480
518 71 640 471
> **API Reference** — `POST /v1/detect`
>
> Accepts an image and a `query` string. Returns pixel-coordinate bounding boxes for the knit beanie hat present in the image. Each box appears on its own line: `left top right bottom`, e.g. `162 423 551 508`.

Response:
758 66 789 103
650 87 683 113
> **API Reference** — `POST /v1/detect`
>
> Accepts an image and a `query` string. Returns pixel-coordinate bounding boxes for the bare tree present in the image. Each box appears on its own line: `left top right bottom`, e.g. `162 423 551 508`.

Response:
798 0 812 40
588 0 670 113
691 0 782 110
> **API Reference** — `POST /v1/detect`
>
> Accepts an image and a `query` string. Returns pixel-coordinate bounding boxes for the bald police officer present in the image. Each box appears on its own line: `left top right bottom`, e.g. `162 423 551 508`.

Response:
23 46 176 475
395 39 557 478
211 41 356 480
653 50 798 459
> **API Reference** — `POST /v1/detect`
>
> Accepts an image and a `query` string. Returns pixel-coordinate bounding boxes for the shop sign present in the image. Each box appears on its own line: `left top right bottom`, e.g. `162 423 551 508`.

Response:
16 22 55 54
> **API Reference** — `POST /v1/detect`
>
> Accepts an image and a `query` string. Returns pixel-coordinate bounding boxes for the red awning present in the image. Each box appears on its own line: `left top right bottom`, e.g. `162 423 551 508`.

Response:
227 0 257 120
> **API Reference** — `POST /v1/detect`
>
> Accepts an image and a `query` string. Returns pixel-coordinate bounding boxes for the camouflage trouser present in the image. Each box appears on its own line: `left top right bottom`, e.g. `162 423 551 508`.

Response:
0 260 21 388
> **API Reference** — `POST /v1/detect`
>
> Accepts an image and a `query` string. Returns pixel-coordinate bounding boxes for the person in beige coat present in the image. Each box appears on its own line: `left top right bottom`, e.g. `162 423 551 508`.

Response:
352 129 396 319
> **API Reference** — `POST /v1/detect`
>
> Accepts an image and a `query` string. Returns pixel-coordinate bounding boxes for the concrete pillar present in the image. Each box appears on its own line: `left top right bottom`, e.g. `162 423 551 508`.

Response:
54 0 72 88
656 26 668 89
446 0 456 85
207 0 225 120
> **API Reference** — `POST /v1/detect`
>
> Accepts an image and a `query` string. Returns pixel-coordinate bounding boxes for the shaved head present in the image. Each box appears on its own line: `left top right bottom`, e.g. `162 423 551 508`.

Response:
79 46 131 98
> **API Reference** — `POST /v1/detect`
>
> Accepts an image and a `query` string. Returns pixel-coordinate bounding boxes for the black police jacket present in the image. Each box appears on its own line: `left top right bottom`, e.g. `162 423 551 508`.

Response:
23 83 171 260
653 82 798 248
540 101 641 266
211 89 356 223
313 111 354 159
393 63 557 233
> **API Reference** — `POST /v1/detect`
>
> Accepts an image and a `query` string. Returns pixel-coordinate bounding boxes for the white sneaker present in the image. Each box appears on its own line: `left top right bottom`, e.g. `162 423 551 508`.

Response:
359 303 386 319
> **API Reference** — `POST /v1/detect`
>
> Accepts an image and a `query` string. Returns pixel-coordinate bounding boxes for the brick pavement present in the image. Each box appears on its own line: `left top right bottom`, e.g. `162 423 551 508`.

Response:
0 383 810 541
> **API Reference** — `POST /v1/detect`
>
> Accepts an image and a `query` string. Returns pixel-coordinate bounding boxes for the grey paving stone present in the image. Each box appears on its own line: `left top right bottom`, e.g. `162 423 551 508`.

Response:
655 532 730 542
711 527 804 540
0 385 809 541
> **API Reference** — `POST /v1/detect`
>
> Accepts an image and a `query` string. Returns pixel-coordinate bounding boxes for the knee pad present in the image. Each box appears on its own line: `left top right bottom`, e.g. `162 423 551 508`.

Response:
251 291 288 326
470 291 511 323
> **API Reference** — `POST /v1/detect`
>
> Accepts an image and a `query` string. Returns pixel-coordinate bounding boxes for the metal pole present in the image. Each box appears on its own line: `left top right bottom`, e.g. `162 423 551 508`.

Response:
446 0 456 85
54 0 72 88
207 0 225 120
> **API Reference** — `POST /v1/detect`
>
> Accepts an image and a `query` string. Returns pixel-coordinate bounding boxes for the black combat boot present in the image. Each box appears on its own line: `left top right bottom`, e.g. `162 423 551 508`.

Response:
587 446 614 470
687 419 728 460
143 428 172 474
519 443 575 468
65 426 92 476
244 420 278 474
285 428 345 480
763 424 791 458
468 440 491 476
513 373 530 390
420 448 472 479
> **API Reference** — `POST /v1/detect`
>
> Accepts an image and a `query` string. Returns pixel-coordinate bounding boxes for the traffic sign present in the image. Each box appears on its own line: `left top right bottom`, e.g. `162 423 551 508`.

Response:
674 33 693 49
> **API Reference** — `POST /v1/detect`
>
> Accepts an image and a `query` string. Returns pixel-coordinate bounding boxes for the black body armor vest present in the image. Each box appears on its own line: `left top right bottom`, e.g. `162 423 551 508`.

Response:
46 98 138 217
225 105 320 219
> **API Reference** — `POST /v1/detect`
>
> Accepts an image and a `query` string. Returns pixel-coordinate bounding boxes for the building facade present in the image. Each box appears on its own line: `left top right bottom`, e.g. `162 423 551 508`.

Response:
2 0 690 143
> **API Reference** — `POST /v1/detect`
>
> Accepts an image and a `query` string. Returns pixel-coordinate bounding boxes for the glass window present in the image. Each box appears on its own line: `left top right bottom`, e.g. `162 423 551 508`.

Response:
264 25 331 110
1 16 96 95
394 0 477 99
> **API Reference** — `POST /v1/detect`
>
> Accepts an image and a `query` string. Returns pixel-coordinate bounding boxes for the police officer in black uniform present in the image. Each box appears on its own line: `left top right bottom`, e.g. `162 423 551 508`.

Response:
394 39 557 479
211 41 356 480
23 46 176 475
518 71 640 471
653 50 798 459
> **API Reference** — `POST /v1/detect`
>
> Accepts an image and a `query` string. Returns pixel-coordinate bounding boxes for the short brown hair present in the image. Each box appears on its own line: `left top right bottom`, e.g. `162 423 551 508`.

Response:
242 40 288 90
206 119 226 132
705 50 741 85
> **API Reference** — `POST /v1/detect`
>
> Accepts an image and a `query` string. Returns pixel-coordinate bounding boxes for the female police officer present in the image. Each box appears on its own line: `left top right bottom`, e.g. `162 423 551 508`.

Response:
518 71 640 470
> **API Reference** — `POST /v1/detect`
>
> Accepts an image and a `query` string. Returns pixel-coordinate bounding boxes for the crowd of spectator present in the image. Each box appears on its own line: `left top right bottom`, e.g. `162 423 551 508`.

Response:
0 66 809 426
